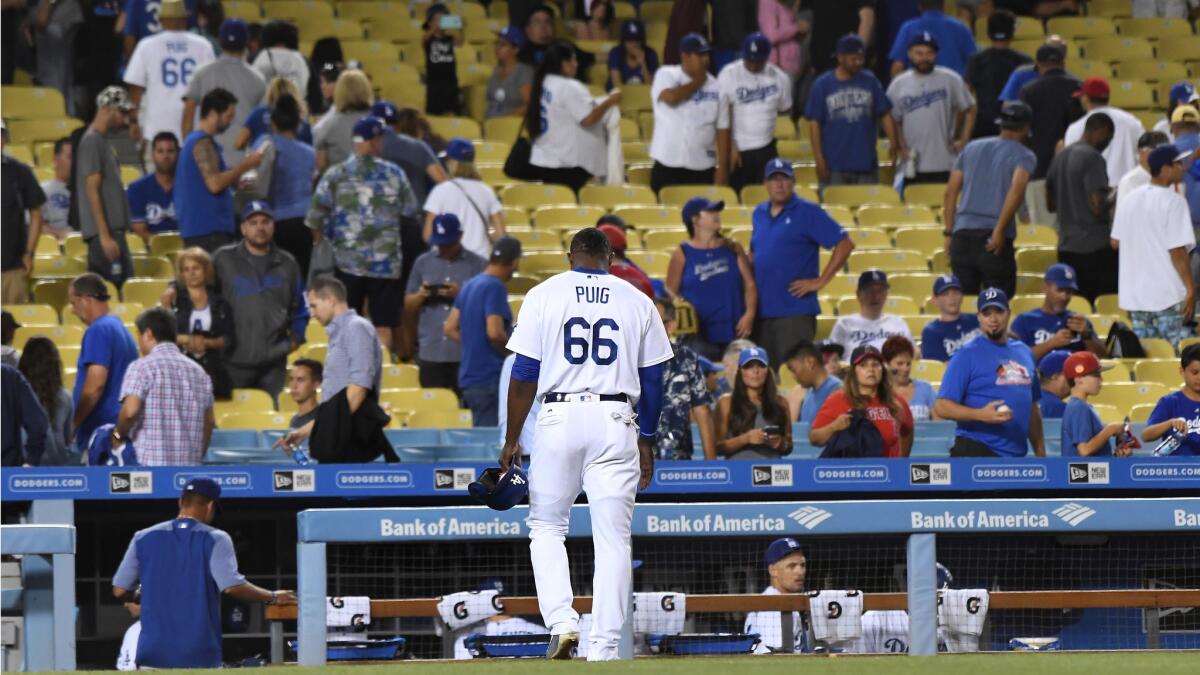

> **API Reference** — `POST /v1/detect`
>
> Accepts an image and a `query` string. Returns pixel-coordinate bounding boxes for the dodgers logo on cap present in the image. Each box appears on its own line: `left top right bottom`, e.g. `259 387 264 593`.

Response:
765 157 793 178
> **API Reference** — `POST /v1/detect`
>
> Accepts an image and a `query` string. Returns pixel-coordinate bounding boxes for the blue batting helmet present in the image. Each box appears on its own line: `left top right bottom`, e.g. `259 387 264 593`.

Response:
468 465 529 511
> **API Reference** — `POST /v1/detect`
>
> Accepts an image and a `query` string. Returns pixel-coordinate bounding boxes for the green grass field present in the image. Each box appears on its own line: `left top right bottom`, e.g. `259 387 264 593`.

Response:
70 652 1199 675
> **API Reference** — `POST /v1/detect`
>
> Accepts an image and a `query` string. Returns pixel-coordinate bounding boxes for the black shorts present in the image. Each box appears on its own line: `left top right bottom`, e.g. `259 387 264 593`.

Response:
335 271 404 327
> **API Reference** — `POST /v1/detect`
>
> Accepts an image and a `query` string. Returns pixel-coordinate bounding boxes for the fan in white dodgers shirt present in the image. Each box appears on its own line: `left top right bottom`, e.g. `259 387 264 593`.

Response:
745 537 807 654
715 32 793 192
829 270 913 355
122 0 215 169
648 32 720 194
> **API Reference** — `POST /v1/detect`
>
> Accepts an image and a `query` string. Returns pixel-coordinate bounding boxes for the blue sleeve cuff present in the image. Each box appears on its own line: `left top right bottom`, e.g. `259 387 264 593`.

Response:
512 354 541 384
637 364 664 438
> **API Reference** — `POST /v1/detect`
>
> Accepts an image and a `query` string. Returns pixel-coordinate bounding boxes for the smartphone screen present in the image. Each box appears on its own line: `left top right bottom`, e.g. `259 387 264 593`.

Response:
439 14 463 30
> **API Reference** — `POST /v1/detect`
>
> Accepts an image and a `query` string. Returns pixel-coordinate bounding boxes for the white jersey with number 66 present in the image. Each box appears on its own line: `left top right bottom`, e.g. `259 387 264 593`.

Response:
506 270 673 400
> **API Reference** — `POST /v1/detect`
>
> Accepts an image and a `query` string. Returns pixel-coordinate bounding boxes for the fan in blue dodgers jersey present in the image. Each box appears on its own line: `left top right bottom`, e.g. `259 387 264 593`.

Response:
499 228 673 661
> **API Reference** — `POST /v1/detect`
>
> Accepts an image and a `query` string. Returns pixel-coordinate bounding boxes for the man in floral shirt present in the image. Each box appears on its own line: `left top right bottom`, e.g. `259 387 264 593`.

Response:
653 297 716 459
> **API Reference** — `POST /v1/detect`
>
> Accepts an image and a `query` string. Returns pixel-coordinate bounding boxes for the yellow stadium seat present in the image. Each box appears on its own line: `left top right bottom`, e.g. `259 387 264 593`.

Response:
520 251 571 276
1159 34 1200 61
1010 39 1044 58
105 302 145 327
506 275 541 295
776 139 813 160
836 295 919 315
33 233 59 255
532 204 606 230
820 275 858 298
893 228 943 255
407 407 474 428
12 325 84 350
1093 294 1126 317
484 116 524 141
1087 313 1119 337
223 0 263 21
341 40 400 67
887 273 937 300
1113 60 1189 84
427 115 483 141
262 0 334 20
929 249 950 274
641 229 687 251
1116 16 1193 39
846 250 927 273
338 1 402 22
472 140 511 163
823 184 901 208
229 388 277 411
1087 0 1133 17
1010 273 1039 295
120 234 145 256
621 141 649 162
1014 247 1057 274
0 86 66 119
813 314 834 340
443 0 488 22
628 163 655 188
774 116 797 140
1071 59 1113 79
501 205 530 225
120 278 168 307
380 364 421 389
625 251 670 277
32 256 85 277
903 183 946 208
368 19 422 44
912 359 946 381
822 204 855 226
899 315 925 336
856 204 937 228
7 118 83 145
1092 381 1172 408
4 144 34 165
1081 36 1154 62
304 320 327 344
149 233 183 257
1141 338 1177 359
380 387 460 412
131 256 174 279
1097 359 1131 381
300 343 327 362
1047 16 1116 40
579 184 656 209
721 205 751 227
974 14 1044 41
617 84 652 116
1088 403 1123 424
502 183 577 206
844 228 891 249
613 205 677 228
508 295 524 318
1135 359 1183 386
1015 224 1058 248
6 304 58 327
218 412 291 429
510 229 563 250
659 185 737 208
31 278 69 308
1107 79 1156 109
1129 402 1154 423
616 117 641 142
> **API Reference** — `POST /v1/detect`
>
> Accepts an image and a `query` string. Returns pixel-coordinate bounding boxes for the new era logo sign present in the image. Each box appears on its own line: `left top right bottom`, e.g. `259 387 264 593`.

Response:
272 469 314 492
789 505 833 530
910 463 951 485
109 472 152 494
1052 502 1097 526
434 468 474 490
435 469 454 488
752 465 793 487
1068 462 1109 485
911 466 929 482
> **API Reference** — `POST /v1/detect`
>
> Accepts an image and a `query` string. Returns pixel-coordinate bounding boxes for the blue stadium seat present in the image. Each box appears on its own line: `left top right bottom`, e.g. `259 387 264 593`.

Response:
441 428 498 447
209 430 263 449
910 439 950 457
434 446 497 462
205 447 291 464
384 429 444 446
393 446 442 463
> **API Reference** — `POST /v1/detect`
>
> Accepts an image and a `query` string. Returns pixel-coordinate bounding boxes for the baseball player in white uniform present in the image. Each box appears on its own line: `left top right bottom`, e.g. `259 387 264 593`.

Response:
501 228 674 661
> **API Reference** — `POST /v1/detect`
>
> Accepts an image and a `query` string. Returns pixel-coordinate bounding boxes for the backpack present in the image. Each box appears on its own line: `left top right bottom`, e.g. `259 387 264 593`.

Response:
819 409 885 459
1105 321 1146 358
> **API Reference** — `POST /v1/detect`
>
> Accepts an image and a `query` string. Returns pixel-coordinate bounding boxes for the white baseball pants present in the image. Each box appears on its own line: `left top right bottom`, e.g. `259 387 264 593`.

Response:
526 397 640 661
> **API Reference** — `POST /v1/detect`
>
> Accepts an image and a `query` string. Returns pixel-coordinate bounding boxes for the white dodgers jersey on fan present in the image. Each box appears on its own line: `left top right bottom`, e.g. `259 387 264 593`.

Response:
506 270 673 400
123 30 215 140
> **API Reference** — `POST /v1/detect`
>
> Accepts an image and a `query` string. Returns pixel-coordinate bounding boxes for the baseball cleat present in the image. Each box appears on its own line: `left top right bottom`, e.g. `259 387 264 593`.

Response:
546 632 579 659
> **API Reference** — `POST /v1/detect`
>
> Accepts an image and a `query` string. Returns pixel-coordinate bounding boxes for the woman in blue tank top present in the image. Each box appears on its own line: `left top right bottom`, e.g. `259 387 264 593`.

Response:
666 197 758 361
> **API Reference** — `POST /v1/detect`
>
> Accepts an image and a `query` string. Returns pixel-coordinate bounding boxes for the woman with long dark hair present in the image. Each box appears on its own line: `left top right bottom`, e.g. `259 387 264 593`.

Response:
165 247 235 400
524 40 622 192
811 345 913 457
244 93 316 276
17 337 74 465
715 347 792 458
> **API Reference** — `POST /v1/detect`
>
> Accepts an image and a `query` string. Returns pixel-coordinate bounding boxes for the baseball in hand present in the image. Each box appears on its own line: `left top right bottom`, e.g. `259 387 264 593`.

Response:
997 405 1011 414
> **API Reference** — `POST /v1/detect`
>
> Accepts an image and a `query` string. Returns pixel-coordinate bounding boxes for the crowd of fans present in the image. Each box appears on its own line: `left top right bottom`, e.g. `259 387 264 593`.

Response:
3 0 1200 467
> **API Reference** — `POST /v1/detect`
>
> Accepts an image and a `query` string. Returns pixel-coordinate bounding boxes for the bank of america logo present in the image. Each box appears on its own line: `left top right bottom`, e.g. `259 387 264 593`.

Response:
1052 502 1096 526
789 506 833 530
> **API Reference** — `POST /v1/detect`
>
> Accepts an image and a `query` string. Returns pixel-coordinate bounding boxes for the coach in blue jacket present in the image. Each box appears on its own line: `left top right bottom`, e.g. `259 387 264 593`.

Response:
113 478 296 668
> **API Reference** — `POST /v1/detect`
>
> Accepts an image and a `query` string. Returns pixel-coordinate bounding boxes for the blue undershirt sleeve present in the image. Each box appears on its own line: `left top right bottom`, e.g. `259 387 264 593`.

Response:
511 354 541 383
637 364 664 438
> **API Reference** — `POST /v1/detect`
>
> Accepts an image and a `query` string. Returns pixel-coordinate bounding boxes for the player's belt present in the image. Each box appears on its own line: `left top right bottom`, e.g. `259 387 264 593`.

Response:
543 392 629 404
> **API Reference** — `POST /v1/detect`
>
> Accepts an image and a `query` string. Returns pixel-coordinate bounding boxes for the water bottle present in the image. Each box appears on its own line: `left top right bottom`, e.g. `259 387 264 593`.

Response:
904 149 918 179
1153 430 1182 457
292 448 312 465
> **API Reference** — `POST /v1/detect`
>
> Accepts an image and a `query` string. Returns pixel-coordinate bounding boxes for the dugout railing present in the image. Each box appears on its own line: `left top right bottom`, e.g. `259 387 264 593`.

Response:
275 498 1200 664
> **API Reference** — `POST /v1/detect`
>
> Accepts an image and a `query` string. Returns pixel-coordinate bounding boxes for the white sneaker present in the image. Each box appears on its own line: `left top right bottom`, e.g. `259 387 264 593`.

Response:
546 632 580 659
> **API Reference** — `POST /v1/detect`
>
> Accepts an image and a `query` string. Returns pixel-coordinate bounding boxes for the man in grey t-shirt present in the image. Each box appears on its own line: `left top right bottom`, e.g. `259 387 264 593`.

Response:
1046 112 1115 302
75 86 135 285
181 19 265 165
887 32 975 184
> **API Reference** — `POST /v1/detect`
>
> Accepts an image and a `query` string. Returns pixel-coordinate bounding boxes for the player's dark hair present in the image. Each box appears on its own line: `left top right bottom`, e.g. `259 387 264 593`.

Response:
653 297 675 322
200 88 238 118
70 273 110 301
1181 344 1200 370
53 136 71 156
524 41 577 140
135 307 178 344
271 93 302 133
309 275 348 302
151 131 179 149
570 226 613 261
783 339 821 363
292 357 324 382
180 491 214 509
728 362 789 440
1084 111 1114 134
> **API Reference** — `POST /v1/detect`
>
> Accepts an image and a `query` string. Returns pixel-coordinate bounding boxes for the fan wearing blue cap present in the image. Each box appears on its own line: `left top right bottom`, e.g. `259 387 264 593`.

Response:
1035 349 1071 419
607 19 658 90
934 287 1046 458
1009 263 1103 362
887 0 977 78
112 478 297 668
488 27 535 118
714 347 792 459
744 537 807 654
886 28 975 185
714 32 793 191
648 32 721 193
306 115 418 345
828 270 913 355
423 136 507 260
920 275 981 362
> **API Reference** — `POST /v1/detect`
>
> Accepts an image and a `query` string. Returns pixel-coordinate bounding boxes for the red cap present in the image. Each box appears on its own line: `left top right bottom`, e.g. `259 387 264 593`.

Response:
610 261 654 298
597 224 627 253
1074 77 1110 100
1062 351 1111 379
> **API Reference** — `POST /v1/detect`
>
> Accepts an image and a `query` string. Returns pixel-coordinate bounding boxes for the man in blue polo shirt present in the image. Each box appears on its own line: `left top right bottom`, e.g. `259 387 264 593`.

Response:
113 478 295 669
750 157 856 366
68 273 139 448
888 0 976 78
920 274 980 362
126 132 179 242
1009 263 1105 362
444 236 521 426
934 287 1046 457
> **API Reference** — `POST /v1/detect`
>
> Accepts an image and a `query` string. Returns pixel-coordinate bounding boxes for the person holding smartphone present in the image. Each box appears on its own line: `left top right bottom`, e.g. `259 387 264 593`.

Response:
423 3 464 115
714 347 792 459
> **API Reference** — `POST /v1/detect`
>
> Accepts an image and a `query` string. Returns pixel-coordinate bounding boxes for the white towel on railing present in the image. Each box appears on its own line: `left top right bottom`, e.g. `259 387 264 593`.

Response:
633 592 686 635
436 590 503 630
808 590 863 644
938 589 989 637
326 596 370 627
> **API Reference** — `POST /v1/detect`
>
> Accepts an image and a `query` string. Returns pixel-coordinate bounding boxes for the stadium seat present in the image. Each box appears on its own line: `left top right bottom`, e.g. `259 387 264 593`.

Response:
1091 381 1172 408
929 249 950 274
31 278 68 308
1158 34 1200 61
1014 247 1057 273
12 325 84 350
120 278 167 307
379 387 460 412
6 303 58 327
471 140 511 163
483 116 523 141
659 185 737 207
900 314 925 336
1047 16 1116 40
502 183 577 207
222 0 263 21
739 185 818 207
262 0 334 20
822 275 859 297
1112 60 1189 84
426 115 482 141
1140 338 1177 359
519 251 570 276
1081 36 1154 62
506 274 541 294
1100 359 1132 381
148 233 183 257
912 359 946 381
1107 79 1155 109
4 144 35 165
380 364 421 389
836 295 919 315
1015 224 1058 248
1088 313 1121 337
131 257 174 279
887 274 936 301
7 117 82 145
614 205 677 228
846 250 927 273
973 14 1044 41
625 251 670 277
617 84 652 116
1070 58 1113 79
776 139 812 160
641 229 687 252
579 184 656 209
1092 294 1126 317
844 228 891 249
1129 403 1155 423
508 296 523 319
774 117 797 140
893 228 942 255
1134 359 1182 386
1116 16 1193 38
532 204 606 230
1091 403 1123 424
218 412 291 430
823 184 901 208
1086 0 1134 17
856 205 937 228
229 388 277 412
509 229 563 250
0 86 66 119
902 184 946 208
1014 273 1043 294
32 256 85 278
815 314 835 339
406 407 474 428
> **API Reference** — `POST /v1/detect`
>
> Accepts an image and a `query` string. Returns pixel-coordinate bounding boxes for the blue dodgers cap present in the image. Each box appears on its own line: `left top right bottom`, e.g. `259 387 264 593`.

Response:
858 269 889 290
619 19 645 43
1148 144 1192 177
681 196 724 226
352 115 386 143
764 157 793 178
241 200 274 221
1169 81 1199 107
497 24 526 48
765 537 805 566
429 213 463 245
370 100 399 125
739 346 769 368
440 137 476 162
680 32 711 54
978 287 1009 312
183 477 221 502
1038 349 1071 380
219 18 248 49
742 32 771 62
932 274 962 295
909 30 939 51
836 33 865 55
468 465 528 511
1044 262 1079 291
697 355 723 375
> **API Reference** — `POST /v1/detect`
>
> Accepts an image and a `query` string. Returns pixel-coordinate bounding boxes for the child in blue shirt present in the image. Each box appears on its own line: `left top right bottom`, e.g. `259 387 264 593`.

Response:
1060 351 1128 457
1142 343 1200 456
